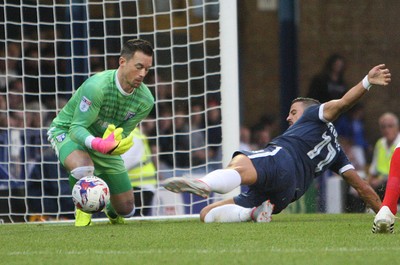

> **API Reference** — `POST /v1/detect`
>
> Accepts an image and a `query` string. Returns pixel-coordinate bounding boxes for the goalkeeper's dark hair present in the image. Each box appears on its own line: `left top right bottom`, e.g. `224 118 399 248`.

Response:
120 39 153 60
291 97 320 108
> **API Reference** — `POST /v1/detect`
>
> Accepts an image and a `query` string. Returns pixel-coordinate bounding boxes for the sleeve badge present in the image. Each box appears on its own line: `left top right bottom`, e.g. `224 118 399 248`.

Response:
79 96 92 112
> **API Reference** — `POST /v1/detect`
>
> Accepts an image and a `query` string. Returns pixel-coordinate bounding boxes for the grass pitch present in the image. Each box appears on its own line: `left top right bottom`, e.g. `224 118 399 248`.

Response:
0 213 399 265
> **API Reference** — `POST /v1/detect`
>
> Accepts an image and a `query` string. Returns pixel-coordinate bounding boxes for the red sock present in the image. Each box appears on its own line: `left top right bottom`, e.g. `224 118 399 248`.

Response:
382 148 400 214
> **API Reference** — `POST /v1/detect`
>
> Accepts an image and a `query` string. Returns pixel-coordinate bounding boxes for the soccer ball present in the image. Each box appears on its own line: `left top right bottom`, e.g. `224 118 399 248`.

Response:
72 176 110 214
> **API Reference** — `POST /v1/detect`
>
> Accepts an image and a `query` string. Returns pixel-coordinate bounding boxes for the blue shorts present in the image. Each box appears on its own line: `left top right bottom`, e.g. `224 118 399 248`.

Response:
233 145 297 214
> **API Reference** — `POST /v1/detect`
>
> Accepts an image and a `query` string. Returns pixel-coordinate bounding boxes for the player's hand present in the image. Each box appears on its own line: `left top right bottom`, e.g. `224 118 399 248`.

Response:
368 64 391 87
91 124 123 154
102 124 123 141
110 132 134 155
101 124 134 155
91 133 120 154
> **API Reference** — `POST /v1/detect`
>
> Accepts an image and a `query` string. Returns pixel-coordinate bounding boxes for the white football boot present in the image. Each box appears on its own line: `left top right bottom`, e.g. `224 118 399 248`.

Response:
251 200 275 223
162 177 211 198
372 206 395 234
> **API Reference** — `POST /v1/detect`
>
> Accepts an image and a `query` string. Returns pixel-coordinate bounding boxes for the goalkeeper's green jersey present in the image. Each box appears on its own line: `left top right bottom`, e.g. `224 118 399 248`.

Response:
50 70 154 146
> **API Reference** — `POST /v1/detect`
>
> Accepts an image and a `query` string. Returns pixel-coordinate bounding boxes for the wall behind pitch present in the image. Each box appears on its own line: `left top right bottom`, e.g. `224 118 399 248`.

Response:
239 0 400 146
238 0 280 134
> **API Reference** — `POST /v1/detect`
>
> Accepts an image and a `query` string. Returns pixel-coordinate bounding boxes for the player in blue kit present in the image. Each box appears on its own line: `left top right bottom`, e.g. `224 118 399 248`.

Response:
162 64 391 223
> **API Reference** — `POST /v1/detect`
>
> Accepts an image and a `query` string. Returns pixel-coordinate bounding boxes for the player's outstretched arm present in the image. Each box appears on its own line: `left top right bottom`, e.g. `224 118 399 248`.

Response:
342 169 381 213
323 64 391 122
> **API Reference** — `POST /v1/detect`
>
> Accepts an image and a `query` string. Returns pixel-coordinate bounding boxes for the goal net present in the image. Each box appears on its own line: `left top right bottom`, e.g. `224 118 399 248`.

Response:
0 0 239 223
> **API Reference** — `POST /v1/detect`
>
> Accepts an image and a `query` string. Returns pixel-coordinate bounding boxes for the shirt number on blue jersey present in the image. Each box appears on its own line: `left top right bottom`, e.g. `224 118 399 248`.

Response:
307 132 337 172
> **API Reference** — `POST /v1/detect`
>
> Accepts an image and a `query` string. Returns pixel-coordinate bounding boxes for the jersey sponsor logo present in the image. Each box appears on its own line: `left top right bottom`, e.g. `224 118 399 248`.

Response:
80 96 92 112
56 133 66 142
124 111 136 120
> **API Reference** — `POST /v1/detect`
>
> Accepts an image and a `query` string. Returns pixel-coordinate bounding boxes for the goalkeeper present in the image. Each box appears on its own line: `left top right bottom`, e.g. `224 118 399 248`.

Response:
47 39 154 226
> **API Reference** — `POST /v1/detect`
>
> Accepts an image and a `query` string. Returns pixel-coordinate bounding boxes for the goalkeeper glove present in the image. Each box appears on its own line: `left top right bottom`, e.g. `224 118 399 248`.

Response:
102 124 134 155
102 124 122 141
111 132 134 155
91 132 120 154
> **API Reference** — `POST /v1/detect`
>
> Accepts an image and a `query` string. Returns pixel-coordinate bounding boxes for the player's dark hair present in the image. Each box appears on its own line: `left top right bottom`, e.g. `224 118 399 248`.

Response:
120 39 153 60
291 97 320 108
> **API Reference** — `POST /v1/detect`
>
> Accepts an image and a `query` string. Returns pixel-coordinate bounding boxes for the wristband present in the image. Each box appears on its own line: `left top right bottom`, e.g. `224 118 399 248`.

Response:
85 135 95 149
362 75 372 90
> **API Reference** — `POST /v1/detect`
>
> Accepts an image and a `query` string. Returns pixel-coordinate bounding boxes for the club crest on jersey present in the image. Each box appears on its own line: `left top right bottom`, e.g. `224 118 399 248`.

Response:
124 111 136 120
56 133 66 142
80 96 92 112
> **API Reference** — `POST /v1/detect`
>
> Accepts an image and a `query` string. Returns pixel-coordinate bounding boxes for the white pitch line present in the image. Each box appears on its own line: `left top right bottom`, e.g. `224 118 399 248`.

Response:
6 246 400 256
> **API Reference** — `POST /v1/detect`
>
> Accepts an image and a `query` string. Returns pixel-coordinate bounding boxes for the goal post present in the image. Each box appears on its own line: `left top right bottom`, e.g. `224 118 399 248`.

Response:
219 0 240 199
0 0 239 223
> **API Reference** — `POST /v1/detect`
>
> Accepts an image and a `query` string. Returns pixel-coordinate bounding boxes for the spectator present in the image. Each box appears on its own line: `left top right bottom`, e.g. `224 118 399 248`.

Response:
40 45 57 105
306 53 347 103
8 111 24 180
0 48 5 91
335 104 370 154
8 79 24 111
0 121 8 221
25 101 48 161
121 127 157 217
0 94 7 127
339 136 367 213
174 108 190 168
239 125 252 151
335 103 370 212
190 103 206 167
89 46 105 74
22 45 40 103
306 54 354 141
331 105 369 212
339 136 367 172
26 100 73 221
157 106 175 173
0 42 21 91
250 114 277 150
251 124 272 150
368 112 400 200
154 74 173 104
206 100 222 163
0 111 26 222
27 147 74 221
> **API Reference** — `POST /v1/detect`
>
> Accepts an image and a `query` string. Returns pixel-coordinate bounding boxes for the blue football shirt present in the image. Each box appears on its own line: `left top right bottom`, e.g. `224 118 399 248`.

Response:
270 104 354 200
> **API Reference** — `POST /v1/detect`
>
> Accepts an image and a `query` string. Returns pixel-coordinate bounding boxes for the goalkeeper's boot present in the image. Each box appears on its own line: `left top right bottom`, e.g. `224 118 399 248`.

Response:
75 209 92 227
372 206 395 234
251 200 274 223
162 177 211 198
104 208 125 225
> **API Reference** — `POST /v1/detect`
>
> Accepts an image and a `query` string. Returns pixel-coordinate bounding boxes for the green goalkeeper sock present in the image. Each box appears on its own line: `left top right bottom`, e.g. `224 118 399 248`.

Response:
69 175 78 190
105 201 118 219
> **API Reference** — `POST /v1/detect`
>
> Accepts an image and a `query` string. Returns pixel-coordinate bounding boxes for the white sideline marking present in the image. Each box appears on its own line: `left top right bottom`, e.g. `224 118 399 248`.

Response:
1 214 200 226
7 246 400 256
